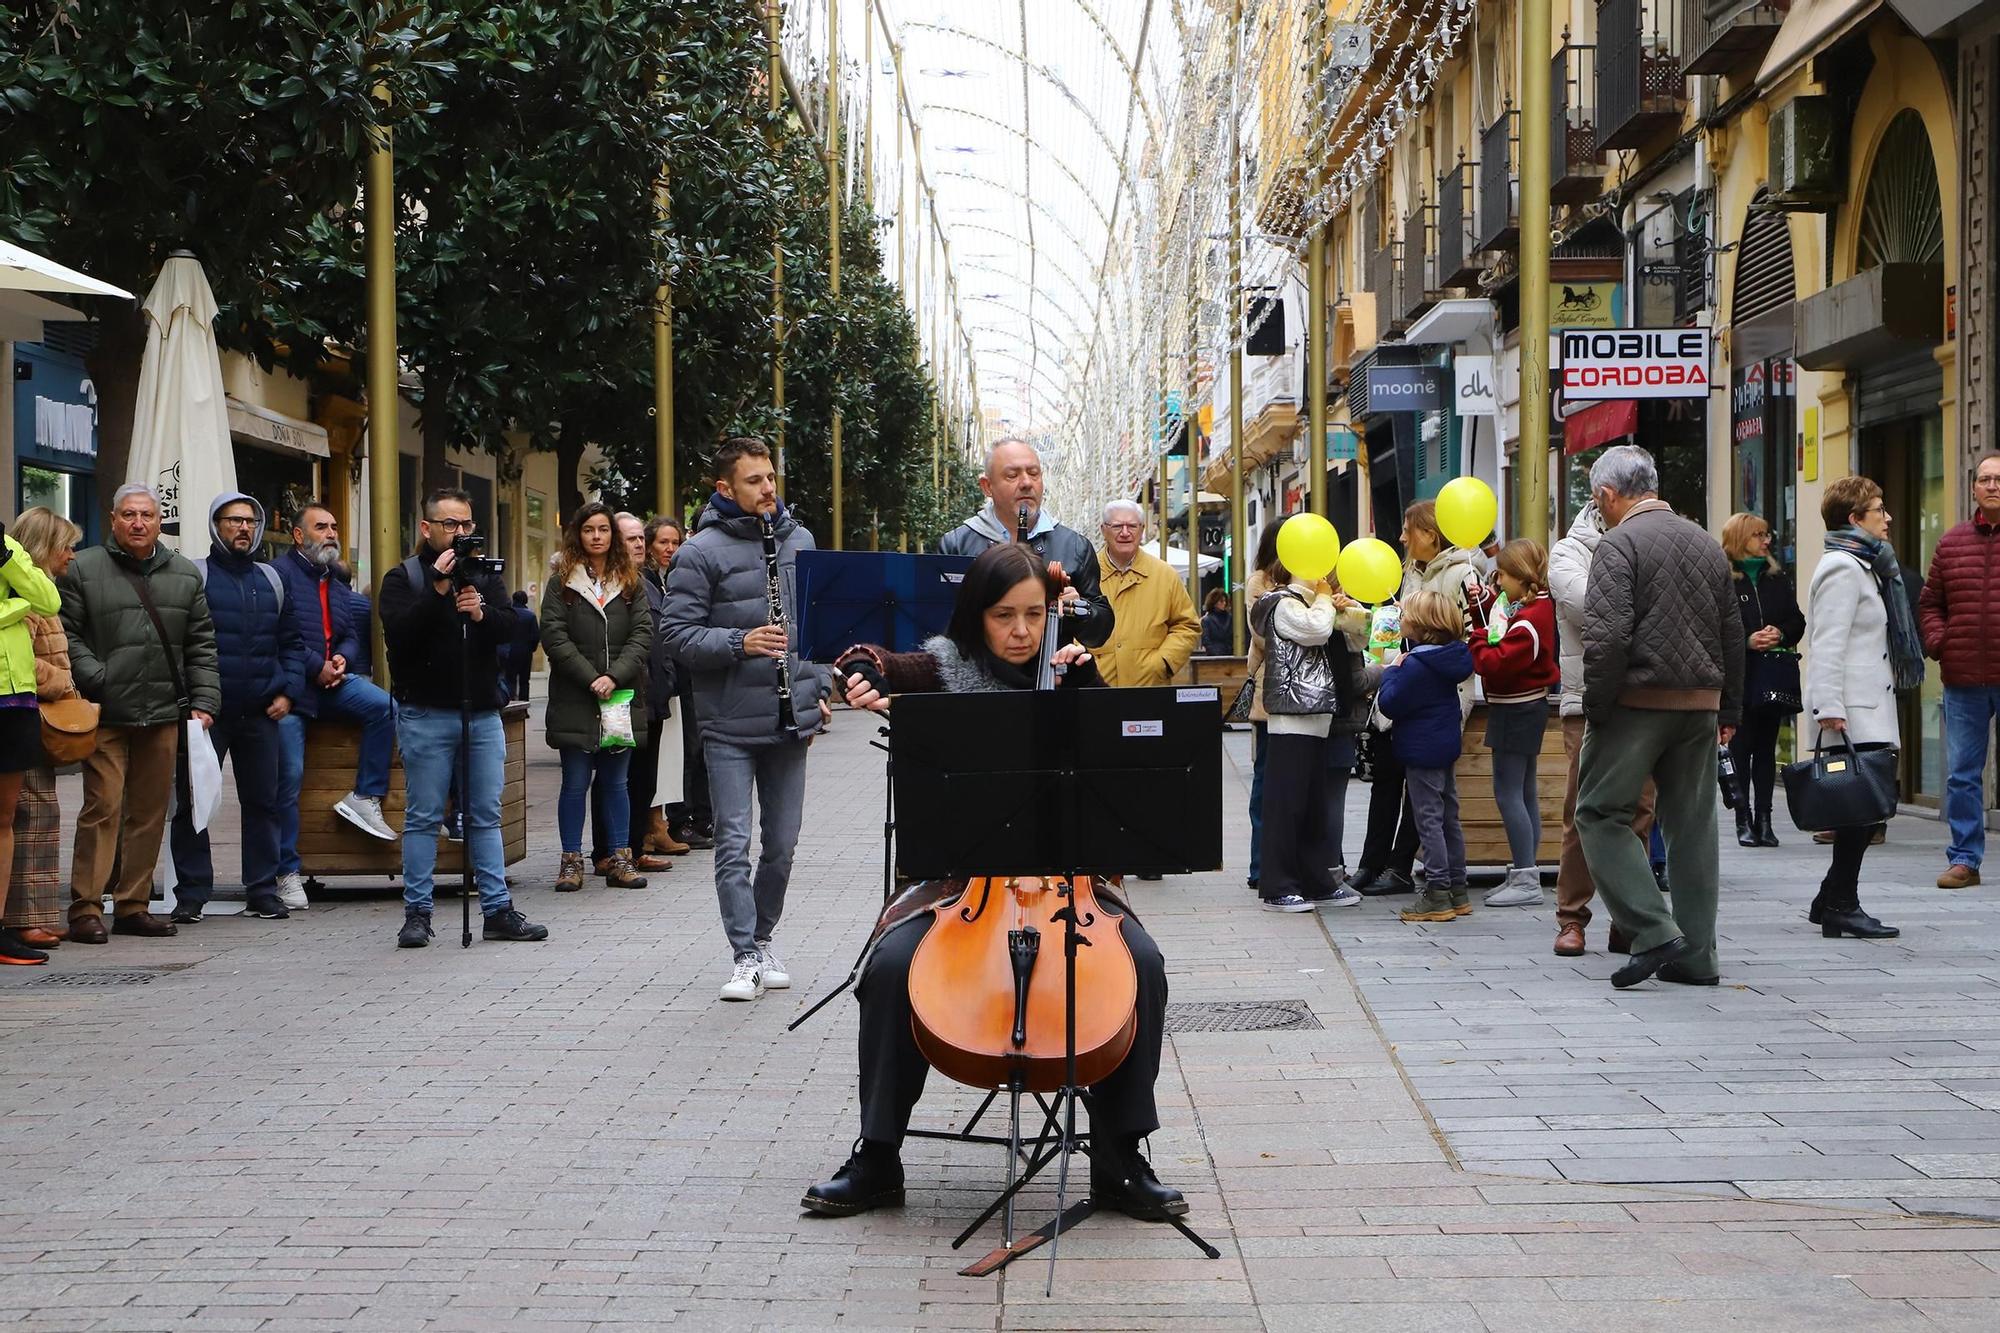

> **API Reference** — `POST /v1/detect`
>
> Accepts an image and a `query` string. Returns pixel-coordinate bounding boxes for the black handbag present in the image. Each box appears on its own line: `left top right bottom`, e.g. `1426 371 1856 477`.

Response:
1782 732 1898 832
1748 650 1803 713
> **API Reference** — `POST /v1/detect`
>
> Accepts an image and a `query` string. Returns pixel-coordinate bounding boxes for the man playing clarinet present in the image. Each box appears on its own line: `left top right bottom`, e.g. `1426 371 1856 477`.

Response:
661 437 831 1003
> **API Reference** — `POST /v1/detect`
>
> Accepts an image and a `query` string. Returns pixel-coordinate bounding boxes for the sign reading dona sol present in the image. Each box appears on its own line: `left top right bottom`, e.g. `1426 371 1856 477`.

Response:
1559 328 1714 402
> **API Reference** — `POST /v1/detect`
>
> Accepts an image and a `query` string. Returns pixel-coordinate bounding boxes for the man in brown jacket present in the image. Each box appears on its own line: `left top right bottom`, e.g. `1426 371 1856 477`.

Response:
1575 445 1744 989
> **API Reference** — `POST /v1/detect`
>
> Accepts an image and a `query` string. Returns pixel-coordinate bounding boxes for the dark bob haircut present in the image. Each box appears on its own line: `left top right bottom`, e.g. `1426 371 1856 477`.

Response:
944 543 1055 668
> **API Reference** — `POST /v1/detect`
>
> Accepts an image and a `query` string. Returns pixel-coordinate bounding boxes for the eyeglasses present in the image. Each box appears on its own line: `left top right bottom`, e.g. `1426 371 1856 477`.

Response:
216 516 258 528
1105 522 1142 532
430 517 477 533
1977 476 2000 489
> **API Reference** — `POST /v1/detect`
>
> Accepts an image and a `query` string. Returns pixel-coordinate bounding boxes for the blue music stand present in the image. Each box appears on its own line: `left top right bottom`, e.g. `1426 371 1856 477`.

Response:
795 550 974 662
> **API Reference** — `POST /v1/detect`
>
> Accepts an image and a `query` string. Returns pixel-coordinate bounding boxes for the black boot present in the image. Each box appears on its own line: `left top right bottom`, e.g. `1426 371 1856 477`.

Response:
802 1139 905 1216
1090 1135 1188 1221
1754 809 1781 848
1735 801 1757 847
1822 906 1899 939
397 909 433 949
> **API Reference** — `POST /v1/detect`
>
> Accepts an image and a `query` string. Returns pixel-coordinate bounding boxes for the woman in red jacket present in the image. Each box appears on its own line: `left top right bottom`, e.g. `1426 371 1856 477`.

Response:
1471 539 1561 907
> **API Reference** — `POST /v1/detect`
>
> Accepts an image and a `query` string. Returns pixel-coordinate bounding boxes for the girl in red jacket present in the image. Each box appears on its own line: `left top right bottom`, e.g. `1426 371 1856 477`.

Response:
1471 539 1561 907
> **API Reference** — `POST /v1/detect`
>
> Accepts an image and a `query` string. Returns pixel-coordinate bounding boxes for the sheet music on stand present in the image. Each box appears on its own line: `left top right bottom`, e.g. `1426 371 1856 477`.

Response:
794 550 974 662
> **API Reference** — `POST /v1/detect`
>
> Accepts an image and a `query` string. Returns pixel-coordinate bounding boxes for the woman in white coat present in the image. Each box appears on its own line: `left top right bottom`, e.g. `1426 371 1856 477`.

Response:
1804 474 1923 939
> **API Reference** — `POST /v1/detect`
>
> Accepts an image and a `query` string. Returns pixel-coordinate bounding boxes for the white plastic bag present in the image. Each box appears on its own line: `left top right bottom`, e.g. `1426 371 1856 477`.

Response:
184 718 223 834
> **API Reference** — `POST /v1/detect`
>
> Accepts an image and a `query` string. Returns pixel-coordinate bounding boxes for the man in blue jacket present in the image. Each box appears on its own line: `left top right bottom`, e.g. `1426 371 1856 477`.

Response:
272 501 397 909
168 493 305 922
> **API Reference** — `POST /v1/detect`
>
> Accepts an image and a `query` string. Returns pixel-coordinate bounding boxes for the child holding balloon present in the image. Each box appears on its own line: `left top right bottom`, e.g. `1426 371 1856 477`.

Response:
1378 591 1477 922
1469 539 1561 907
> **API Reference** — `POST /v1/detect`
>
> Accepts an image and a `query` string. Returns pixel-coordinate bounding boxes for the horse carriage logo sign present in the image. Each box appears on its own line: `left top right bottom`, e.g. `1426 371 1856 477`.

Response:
1552 282 1620 329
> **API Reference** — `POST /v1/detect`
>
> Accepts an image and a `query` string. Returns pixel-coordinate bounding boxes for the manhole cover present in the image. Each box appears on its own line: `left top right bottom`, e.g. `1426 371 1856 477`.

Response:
29 964 196 989
1164 1000 1322 1033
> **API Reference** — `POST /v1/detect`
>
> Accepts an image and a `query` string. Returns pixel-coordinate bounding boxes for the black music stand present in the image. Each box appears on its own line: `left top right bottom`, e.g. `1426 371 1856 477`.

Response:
794 550 974 661
889 688 1222 1287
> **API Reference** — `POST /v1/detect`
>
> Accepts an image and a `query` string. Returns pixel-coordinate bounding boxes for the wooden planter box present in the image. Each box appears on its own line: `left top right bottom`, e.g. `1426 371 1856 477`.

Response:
298 701 530 883
1454 704 1567 870
1180 655 1251 721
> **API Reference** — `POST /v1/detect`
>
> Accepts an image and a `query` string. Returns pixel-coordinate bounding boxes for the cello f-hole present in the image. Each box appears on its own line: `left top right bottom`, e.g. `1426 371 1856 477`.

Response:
958 878 995 923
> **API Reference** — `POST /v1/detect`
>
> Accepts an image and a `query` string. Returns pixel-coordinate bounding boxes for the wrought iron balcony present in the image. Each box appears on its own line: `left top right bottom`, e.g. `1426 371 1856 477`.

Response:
1370 240 1402 339
1552 43 1606 203
1476 112 1519 253
1437 160 1483 288
1596 0 1687 152
1683 0 1788 76
1401 202 1438 321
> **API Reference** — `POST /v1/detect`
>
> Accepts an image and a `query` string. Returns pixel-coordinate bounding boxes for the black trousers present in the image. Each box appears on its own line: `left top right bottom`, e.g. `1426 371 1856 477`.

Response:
1258 731 1338 901
1728 706 1784 817
1814 823 1883 913
857 913 1168 1146
593 716 665 862
506 662 531 703
1359 733 1420 875
670 678 712 827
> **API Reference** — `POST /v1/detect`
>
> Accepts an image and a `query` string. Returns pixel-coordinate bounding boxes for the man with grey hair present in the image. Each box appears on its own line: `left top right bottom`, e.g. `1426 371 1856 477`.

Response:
1093 498 1201 688
59 483 222 942
1575 445 1743 989
935 437 1113 647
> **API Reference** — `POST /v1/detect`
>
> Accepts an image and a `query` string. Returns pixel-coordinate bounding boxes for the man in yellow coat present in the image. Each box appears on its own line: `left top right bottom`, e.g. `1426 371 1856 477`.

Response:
1095 499 1203 688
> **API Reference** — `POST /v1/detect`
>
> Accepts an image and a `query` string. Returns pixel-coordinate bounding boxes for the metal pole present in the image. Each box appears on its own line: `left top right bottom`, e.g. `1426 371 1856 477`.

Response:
1228 0 1246 653
769 0 787 498
1305 10 1328 520
829 0 844 548
366 83 399 686
654 154 675 519
1517 0 1553 544
1157 455 1169 566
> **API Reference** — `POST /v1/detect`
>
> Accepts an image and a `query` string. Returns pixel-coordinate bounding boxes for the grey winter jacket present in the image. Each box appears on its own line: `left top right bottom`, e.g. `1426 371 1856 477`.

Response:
60 537 222 727
1547 503 1604 719
935 504 1114 648
1581 500 1745 727
660 500 831 748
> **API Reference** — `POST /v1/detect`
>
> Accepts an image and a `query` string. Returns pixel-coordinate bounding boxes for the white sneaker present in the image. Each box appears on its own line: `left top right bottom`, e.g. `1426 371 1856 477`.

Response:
1484 867 1542 908
755 940 791 989
334 792 396 841
277 872 309 911
719 956 766 1002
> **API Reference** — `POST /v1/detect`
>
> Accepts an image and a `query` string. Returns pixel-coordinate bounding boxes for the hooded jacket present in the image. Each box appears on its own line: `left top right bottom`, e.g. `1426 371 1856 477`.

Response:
1377 641 1474 769
60 532 222 726
0 534 62 700
198 492 305 716
935 502 1114 648
273 534 373 717
1548 504 1603 718
660 496 831 748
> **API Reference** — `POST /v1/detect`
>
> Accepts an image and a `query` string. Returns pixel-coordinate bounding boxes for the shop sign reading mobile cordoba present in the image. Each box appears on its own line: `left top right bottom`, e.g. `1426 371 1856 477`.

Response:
1559 328 1713 402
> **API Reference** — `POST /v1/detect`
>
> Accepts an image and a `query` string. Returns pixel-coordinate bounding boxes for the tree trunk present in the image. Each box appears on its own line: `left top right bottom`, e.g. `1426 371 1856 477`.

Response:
86 302 148 505
554 419 587 522
417 370 455 501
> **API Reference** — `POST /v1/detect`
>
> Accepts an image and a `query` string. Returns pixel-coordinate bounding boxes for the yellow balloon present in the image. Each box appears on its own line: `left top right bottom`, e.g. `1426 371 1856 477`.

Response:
1276 513 1340 582
1436 476 1499 550
1336 537 1403 604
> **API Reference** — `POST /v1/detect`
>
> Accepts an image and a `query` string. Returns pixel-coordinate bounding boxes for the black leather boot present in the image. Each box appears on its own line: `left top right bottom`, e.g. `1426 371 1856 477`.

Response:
1735 802 1757 847
1822 907 1899 939
802 1139 905 1216
1754 808 1781 848
1090 1135 1188 1221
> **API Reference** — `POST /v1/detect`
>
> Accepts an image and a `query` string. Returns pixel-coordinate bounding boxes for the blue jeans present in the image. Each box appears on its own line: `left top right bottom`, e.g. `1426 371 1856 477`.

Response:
1944 685 2000 869
560 747 631 854
168 713 282 908
398 705 510 915
1248 723 1268 882
275 677 396 876
705 738 809 960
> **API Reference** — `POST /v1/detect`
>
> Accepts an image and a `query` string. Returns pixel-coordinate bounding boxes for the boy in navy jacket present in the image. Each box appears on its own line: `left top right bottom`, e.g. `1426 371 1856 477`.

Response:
1378 590 1475 923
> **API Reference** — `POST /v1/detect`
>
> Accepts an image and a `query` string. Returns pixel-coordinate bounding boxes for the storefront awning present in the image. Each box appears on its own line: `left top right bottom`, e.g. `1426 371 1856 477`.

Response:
227 396 330 459
1758 0 1881 89
1563 398 1639 456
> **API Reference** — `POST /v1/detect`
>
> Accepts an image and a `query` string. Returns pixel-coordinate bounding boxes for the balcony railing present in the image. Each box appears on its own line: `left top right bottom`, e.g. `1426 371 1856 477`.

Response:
1552 41 1606 203
1370 241 1401 339
1402 202 1437 320
1596 0 1687 152
1475 113 1518 253
1437 160 1482 287
1684 0 1788 76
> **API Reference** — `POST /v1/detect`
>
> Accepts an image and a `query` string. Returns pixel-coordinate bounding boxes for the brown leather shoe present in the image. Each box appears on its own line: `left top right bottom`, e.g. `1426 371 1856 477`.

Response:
113 912 178 938
68 916 108 945
633 851 673 872
1939 863 1981 889
17 927 62 948
645 810 690 855
603 850 648 890
1554 924 1585 957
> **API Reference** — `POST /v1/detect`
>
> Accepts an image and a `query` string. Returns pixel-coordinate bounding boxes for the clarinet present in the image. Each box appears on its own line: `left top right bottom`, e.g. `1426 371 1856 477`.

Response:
758 513 799 735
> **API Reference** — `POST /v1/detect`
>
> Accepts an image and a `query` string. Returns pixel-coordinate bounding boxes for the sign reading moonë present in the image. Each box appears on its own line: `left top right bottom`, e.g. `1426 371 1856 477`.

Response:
1559 328 1713 401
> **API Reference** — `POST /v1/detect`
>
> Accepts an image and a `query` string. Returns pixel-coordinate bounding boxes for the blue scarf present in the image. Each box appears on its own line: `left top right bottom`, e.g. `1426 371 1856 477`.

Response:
1824 526 1925 692
709 492 789 524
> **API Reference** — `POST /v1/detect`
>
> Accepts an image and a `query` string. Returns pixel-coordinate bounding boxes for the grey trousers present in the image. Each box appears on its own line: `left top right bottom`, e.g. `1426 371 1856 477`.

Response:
1576 709 1721 975
1405 766 1466 889
704 737 809 959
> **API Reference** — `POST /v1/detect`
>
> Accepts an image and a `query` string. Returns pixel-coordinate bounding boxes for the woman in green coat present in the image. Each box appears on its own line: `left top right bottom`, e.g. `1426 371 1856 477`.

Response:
540 503 653 892
0 517 64 965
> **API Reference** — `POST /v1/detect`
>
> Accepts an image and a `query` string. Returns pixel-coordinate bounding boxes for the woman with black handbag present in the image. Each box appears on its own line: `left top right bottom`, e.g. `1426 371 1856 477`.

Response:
1801 476 1924 939
1722 513 1806 847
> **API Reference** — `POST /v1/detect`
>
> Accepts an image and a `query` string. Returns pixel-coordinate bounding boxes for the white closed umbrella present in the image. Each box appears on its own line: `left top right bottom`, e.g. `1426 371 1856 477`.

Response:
126 252 236 547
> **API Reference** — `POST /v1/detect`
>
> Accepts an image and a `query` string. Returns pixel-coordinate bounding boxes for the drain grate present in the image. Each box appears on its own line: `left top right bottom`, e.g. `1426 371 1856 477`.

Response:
29 963 196 989
1164 999 1322 1033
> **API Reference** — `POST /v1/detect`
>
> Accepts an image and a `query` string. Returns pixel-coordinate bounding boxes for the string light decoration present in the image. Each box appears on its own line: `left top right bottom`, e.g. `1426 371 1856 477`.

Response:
773 0 1477 530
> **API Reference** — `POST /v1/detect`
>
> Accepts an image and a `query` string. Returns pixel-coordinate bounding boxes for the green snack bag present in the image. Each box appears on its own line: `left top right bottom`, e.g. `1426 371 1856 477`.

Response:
597 688 637 750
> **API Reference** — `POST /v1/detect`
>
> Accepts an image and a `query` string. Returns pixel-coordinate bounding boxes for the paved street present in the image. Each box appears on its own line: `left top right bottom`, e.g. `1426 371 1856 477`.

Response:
5 705 2000 1330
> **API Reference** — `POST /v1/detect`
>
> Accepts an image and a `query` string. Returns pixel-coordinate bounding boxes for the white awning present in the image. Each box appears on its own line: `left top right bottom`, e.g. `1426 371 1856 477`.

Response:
227 395 330 459
0 238 133 299
1758 0 1882 89
0 290 88 344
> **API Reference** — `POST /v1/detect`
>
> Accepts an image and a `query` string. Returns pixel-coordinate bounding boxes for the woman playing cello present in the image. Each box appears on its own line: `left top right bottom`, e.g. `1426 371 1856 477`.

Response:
801 542 1185 1222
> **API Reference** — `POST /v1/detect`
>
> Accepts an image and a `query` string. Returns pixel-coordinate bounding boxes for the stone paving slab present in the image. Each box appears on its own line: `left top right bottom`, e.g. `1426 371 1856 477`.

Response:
0 705 1994 1327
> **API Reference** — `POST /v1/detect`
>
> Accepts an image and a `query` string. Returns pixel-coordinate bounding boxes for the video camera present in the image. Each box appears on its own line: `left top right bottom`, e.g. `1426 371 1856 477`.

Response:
448 532 506 585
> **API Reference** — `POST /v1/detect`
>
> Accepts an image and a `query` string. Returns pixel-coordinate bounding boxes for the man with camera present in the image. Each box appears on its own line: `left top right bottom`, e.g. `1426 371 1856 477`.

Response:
378 488 548 949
